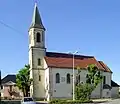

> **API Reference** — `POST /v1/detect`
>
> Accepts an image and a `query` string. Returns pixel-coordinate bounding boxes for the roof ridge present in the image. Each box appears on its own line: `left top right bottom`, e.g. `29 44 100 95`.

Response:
46 51 94 58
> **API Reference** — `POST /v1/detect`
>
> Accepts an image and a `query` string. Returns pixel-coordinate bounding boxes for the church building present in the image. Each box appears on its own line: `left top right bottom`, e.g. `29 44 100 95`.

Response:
28 3 119 101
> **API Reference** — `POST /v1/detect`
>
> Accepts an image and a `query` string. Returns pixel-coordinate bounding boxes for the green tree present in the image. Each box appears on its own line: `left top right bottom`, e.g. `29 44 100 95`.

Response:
75 64 103 100
16 64 32 97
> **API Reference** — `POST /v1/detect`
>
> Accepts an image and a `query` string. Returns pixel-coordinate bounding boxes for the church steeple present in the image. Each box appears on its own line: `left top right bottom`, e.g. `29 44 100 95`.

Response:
29 3 45 30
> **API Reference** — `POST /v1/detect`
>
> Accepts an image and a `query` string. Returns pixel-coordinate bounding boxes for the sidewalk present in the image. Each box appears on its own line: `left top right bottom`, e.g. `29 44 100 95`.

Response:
92 98 112 103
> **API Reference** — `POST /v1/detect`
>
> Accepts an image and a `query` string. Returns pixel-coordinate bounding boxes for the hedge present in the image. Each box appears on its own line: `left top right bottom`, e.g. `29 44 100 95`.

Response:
49 99 93 104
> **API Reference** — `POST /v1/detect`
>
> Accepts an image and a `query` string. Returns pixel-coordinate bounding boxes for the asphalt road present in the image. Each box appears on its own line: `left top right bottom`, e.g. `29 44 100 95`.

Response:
97 99 120 104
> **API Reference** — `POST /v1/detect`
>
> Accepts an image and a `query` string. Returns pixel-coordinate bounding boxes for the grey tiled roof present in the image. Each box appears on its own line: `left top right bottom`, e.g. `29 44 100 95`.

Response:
111 80 119 87
1 74 16 84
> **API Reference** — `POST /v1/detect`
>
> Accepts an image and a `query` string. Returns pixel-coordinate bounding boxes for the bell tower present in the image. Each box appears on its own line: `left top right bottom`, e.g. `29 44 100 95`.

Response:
28 3 46 100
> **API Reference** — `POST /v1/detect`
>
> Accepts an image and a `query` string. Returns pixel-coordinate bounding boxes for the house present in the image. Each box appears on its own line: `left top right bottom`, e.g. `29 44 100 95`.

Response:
1 75 23 99
28 3 119 101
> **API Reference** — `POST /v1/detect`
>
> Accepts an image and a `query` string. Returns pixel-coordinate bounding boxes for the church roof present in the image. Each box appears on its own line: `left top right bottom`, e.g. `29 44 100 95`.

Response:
98 61 112 73
29 3 45 30
111 80 119 87
45 52 111 72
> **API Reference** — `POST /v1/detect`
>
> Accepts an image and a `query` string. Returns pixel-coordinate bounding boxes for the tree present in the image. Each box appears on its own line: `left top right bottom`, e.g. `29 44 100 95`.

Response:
75 64 103 100
86 64 103 88
16 64 32 97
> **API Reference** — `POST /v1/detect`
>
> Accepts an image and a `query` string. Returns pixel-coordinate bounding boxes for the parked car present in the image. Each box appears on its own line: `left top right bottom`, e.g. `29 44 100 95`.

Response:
21 97 36 104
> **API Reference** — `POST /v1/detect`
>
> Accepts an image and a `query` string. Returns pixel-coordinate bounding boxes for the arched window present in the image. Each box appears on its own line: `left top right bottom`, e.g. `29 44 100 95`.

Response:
36 32 41 42
56 73 60 83
67 73 71 84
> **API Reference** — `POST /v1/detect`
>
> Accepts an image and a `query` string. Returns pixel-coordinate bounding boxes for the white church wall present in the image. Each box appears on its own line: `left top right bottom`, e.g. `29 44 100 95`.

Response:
50 68 102 98
103 72 112 86
49 68 112 99
91 83 102 98
51 68 73 98
44 59 50 101
102 89 111 98
111 87 119 98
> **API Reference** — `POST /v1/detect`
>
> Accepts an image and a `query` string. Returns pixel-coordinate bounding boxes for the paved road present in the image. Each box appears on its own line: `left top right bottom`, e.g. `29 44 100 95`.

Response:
97 99 120 104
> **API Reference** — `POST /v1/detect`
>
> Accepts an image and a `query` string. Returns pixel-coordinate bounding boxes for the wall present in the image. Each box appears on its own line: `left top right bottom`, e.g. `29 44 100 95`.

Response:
102 89 111 98
91 83 101 98
103 72 112 86
50 68 103 99
1 85 23 98
44 59 50 101
111 87 119 98
29 47 46 99
102 72 112 98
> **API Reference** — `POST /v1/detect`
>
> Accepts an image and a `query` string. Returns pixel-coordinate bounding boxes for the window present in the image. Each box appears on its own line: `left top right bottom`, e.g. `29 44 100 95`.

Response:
39 75 41 81
78 75 80 83
10 86 12 91
103 76 106 84
56 73 60 83
42 32 44 41
29 35 31 44
67 73 71 84
36 32 41 42
38 58 41 66
1 85 3 89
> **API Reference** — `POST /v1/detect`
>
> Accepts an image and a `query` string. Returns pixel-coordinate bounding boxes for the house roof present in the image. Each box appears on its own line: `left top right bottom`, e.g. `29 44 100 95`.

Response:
98 61 112 73
111 80 119 87
1 75 16 84
45 52 111 72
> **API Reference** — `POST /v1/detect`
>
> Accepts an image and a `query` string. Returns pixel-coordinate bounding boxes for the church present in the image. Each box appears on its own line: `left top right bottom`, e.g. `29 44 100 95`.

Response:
28 3 119 101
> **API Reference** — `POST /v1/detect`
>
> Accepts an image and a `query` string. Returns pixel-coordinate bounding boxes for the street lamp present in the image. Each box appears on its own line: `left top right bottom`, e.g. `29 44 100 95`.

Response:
69 51 78 101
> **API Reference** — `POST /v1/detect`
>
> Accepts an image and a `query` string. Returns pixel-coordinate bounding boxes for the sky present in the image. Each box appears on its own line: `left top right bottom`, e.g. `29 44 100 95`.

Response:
0 0 120 84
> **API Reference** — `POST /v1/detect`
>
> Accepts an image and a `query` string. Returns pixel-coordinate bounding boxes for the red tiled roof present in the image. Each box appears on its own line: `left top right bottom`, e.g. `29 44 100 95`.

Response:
45 52 112 73
45 57 106 72
98 61 112 73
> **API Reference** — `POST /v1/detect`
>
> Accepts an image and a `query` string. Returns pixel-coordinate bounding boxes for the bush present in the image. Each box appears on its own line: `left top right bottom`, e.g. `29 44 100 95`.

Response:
49 99 93 104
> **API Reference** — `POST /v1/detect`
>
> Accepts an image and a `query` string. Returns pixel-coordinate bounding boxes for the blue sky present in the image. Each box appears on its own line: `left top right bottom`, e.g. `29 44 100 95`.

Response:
0 0 120 84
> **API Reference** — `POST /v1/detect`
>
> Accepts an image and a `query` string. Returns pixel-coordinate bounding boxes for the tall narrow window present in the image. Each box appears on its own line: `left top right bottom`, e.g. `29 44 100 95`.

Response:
38 58 41 66
42 31 44 41
36 32 41 42
29 35 31 44
39 75 41 81
67 73 71 84
103 76 106 84
78 75 80 83
56 73 60 83
10 86 12 92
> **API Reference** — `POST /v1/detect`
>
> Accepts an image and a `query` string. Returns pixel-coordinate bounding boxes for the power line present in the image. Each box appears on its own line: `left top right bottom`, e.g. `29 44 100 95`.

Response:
0 20 25 35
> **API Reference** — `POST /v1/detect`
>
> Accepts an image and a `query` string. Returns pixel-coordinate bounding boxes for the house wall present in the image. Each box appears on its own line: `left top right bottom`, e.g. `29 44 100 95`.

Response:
1 85 23 98
49 68 111 99
111 87 119 98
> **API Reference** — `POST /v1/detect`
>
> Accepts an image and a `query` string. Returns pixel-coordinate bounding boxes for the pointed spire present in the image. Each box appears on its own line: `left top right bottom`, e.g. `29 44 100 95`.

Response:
29 3 45 30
